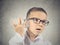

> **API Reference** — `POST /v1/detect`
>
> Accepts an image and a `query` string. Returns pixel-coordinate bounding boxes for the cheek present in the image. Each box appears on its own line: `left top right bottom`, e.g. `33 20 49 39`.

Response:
29 21 36 31
42 25 45 30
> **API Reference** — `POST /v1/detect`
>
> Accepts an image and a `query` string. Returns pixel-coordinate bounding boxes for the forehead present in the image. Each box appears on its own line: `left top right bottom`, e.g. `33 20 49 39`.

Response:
28 11 47 20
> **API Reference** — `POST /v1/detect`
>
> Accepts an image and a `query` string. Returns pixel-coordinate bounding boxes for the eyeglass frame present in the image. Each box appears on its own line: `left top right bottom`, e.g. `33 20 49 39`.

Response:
26 18 49 25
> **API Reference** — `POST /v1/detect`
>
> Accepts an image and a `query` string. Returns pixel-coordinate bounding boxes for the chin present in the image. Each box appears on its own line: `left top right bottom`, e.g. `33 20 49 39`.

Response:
34 33 40 36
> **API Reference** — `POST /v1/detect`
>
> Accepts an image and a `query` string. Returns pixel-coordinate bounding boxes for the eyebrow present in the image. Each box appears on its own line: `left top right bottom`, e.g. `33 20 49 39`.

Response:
28 17 47 21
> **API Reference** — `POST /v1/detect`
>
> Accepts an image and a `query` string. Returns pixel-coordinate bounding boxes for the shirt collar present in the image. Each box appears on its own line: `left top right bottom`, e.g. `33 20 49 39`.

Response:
25 31 43 42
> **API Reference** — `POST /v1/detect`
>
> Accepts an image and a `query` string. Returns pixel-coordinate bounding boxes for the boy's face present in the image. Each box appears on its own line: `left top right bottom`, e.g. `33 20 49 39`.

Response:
27 11 47 36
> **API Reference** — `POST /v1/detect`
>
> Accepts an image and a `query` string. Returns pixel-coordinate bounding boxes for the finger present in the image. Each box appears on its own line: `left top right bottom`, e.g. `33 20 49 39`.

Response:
18 18 22 24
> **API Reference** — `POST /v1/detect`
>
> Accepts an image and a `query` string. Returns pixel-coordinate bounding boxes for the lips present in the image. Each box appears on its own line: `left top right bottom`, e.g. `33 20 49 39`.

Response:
36 28 41 30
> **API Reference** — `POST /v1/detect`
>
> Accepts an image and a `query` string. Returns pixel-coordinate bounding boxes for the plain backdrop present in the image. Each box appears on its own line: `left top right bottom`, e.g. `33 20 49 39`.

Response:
0 0 60 45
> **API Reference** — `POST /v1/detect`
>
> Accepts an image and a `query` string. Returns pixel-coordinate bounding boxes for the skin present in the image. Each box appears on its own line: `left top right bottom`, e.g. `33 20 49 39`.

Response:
27 11 47 41
13 11 47 41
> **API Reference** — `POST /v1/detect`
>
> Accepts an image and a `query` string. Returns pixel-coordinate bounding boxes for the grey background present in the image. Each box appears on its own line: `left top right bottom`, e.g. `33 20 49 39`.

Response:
0 0 60 45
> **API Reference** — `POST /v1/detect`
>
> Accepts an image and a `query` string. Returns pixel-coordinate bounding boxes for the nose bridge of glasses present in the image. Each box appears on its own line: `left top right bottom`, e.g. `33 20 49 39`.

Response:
38 19 43 23
37 21 44 27
37 19 40 23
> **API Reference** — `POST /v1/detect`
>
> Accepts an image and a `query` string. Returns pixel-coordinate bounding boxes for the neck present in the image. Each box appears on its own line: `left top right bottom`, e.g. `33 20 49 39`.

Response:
27 30 38 41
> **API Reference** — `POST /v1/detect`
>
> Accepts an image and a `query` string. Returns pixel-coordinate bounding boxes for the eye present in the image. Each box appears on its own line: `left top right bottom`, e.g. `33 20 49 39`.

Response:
32 18 38 23
41 20 46 23
34 18 38 22
42 20 49 25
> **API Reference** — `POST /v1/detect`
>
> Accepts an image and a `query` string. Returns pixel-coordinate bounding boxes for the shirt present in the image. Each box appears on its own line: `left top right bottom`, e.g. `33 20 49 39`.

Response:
9 32 52 45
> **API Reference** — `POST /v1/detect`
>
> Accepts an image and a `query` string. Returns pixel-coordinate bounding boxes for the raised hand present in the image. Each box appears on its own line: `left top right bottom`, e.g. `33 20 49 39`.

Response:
13 18 25 37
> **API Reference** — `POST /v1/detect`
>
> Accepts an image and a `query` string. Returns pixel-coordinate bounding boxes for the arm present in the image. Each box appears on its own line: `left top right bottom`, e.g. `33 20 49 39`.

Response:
9 18 25 45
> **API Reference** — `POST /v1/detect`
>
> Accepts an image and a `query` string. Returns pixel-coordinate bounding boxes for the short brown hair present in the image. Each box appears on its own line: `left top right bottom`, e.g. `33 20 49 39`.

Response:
26 7 47 19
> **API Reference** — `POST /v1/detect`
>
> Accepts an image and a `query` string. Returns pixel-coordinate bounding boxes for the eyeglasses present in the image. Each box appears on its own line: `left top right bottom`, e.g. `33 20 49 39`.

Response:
27 18 49 25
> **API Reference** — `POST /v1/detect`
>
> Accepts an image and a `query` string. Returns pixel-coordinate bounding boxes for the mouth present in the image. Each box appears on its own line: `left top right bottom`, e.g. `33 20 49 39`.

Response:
36 28 41 31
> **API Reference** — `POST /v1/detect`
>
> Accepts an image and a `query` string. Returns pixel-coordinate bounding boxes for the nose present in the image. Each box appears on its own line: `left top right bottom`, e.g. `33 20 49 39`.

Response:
38 22 43 27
